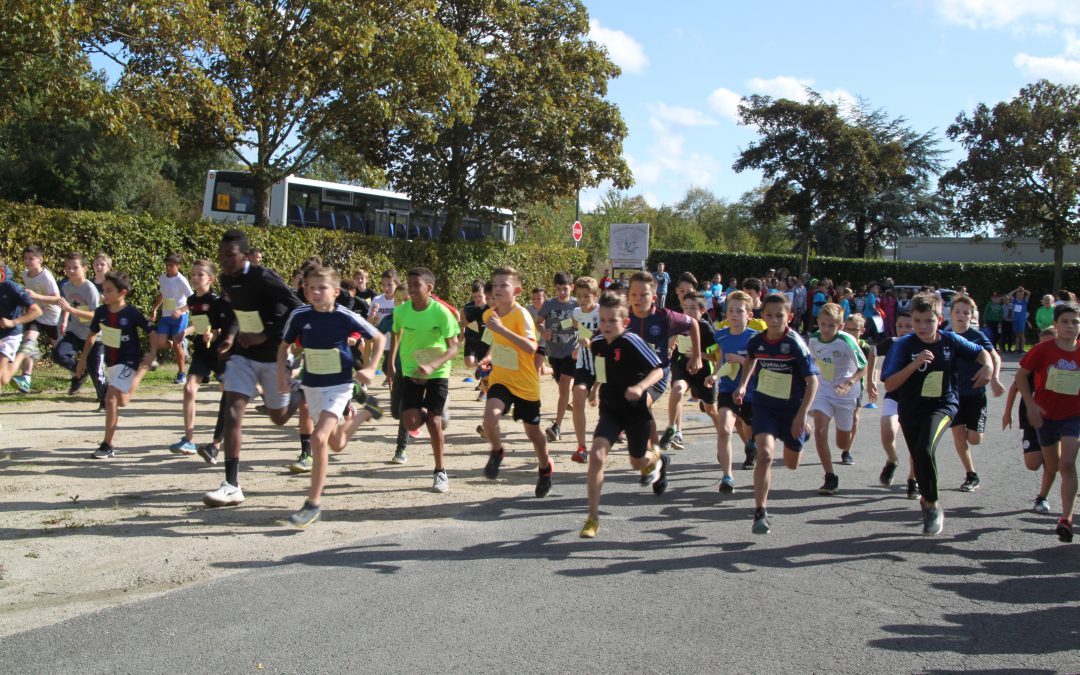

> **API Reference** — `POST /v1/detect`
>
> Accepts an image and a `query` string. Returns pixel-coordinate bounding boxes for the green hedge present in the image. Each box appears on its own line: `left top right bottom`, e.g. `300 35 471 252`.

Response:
0 202 590 308
649 250 1080 303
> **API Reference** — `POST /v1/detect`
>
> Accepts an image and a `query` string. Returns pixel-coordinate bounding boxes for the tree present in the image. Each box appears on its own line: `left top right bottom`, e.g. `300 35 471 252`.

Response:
940 80 1080 292
84 0 470 225
388 0 632 241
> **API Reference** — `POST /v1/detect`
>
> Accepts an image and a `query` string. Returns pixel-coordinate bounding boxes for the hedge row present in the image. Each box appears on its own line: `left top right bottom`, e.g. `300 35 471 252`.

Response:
649 250 1080 304
0 202 590 308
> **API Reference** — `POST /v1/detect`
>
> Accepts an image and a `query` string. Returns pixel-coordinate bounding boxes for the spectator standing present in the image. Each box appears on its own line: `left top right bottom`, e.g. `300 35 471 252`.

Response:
653 262 671 309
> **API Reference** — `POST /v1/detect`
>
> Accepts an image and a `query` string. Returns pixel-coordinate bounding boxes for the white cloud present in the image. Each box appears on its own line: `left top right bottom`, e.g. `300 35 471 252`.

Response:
1014 52 1080 83
642 192 661 208
588 19 648 74
707 87 743 121
934 0 1080 31
747 75 814 101
649 102 717 127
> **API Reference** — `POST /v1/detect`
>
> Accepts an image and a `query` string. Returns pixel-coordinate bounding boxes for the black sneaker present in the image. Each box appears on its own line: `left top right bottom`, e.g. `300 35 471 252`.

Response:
817 472 839 495
68 376 86 396
363 395 384 420
880 462 899 486
91 442 115 459
483 449 504 480
352 382 369 406
960 472 980 492
658 426 676 451
545 423 561 442
1057 517 1074 543
535 463 553 498
752 508 771 535
840 451 854 465
907 478 920 500
742 446 756 470
652 454 671 495
197 442 220 465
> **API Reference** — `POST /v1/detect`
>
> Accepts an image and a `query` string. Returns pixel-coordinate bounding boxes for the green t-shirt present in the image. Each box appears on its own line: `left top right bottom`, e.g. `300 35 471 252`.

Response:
983 301 1003 323
392 299 458 379
1036 305 1056 332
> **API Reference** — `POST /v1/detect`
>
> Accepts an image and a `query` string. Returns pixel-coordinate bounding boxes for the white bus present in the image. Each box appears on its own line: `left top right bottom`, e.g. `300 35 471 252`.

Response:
201 170 516 242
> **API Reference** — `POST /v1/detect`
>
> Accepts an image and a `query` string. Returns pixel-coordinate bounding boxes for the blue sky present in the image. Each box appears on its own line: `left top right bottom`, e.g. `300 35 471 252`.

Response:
581 0 1080 211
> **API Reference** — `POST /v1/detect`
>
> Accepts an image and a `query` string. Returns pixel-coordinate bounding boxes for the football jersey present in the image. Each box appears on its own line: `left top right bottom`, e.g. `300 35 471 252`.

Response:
746 327 819 410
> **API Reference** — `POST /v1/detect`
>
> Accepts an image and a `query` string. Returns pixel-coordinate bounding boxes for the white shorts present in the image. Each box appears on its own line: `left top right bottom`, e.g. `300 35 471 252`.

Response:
0 334 20 362
302 382 354 422
811 394 858 432
222 355 290 409
881 398 898 418
106 364 138 394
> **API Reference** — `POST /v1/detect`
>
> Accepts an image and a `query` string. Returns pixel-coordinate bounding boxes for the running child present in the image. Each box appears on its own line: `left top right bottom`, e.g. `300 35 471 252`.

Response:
279 266 384 528
881 293 992 535
75 272 156 458
11 245 62 393
479 266 553 497
709 290 758 493
527 287 549 375
841 313 874 459
392 267 459 493
1016 302 1080 543
0 257 42 390
665 291 719 452
579 291 668 538
733 293 819 535
91 253 111 293
809 302 867 495
461 280 490 401
53 253 106 409
874 310 919 499
368 269 398 389
659 273 707 451
1003 326 1059 515
538 272 579 443
570 276 600 464
149 252 194 384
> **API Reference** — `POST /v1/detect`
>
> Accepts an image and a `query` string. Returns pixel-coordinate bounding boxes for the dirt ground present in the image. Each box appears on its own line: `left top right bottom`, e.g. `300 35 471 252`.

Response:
0 371 702 638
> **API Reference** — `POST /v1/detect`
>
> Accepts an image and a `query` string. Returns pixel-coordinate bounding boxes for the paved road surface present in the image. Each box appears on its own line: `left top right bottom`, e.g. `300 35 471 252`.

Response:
3 358 1079 672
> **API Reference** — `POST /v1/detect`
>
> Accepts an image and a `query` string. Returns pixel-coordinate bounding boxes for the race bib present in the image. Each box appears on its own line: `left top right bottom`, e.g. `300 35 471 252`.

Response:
1046 367 1080 396
190 314 211 335
675 335 692 353
304 347 342 375
560 318 574 330
718 361 739 381
481 328 494 345
578 327 593 342
100 326 122 349
819 360 836 382
490 343 517 370
921 370 943 397
466 321 479 332
235 310 264 334
757 369 792 399
162 298 177 313
595 356 607 384
414 347 445 367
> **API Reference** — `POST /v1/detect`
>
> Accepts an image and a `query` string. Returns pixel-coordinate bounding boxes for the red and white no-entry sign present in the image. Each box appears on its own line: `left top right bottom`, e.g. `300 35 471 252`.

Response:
572 220 583 242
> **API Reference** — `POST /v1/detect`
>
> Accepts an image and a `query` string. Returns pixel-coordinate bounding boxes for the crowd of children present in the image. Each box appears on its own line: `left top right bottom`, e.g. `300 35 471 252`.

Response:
1 243 1078 544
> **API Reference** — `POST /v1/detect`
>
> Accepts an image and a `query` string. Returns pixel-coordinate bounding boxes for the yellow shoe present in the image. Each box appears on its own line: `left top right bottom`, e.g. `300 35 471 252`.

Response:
579 517 599 538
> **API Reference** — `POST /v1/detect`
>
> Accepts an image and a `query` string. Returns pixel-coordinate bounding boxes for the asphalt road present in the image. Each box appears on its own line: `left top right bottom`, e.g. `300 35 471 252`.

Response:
3 357 1079 673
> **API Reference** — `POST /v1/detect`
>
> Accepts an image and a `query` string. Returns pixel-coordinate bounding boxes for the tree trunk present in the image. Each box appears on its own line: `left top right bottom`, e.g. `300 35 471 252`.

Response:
440 122 468 242
1053 238 1064 294
796 212 811 275
854 216 868 258
253 177 272 227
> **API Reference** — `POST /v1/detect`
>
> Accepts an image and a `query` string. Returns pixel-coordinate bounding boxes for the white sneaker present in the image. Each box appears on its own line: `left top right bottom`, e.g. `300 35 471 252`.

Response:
432 470 450 493
203 480 245 507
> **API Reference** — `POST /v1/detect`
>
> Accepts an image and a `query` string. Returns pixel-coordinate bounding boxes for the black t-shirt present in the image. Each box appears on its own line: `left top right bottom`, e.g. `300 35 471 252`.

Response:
673 318 716 376
219 264 303 363
463 301 488 339
590 332 662 413
187 291 232 360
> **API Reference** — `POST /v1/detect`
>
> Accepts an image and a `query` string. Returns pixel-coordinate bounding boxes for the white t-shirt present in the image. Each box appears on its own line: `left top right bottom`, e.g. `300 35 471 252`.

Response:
371 294 396 350
572 305 599 371
158 273 194 311
809 331 867 402
22 268 61 326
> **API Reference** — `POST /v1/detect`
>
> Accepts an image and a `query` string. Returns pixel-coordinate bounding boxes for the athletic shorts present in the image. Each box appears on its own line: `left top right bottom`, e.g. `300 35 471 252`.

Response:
25 320 59 341
1036 416 1080 448
647 369 670 404
400 377 449 417
488 383 541 426
573 366 595 389
1022 424 1041 454
302 382 353 422
951 393 987 433
535 344 547 357
188 353 224 381
811 394 858 432
671 360 716 404
0 333 19 362
716 391 752 425
106 364 138 394
549 354 576 381
463 335 488 361
222 355 290 409
594 407 654 459
751 405 809 452
156 313 189 337
881 397 898 418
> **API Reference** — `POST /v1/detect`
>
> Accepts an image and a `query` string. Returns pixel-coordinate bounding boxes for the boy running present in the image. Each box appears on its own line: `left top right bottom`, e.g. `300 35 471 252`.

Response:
710 291 758 493
0 258 42 390
149 253 194 384
11 246 61 393
53 253 106 409
1003 327 1059 514
875 310 919 499
538 272 579 443
579 292 668 538
667 291 719 451
570 277 600 464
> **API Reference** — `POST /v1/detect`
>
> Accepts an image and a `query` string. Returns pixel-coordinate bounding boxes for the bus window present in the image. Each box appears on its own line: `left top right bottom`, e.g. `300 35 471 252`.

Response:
213 173 257 214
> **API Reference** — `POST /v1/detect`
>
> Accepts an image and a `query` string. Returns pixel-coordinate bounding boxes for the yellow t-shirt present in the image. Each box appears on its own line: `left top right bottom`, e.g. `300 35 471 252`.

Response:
713 317 768 333
483 303 540 401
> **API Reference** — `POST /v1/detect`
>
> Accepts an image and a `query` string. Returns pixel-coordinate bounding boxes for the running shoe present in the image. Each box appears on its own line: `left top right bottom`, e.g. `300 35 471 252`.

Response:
352 381 368 406
289 500 321 528
202 480 245 507
11 375 30 393
432 470 450 494
476 424 486 439
719 475 735 494
922 506 944 536
149 360 159 372
391 448 407 464
579 517 599 538
175 373 187 385
476 392 487 402
571 446 588 463
652 454 670 495
742 446 756 470
752 509 771 535
483 448 504 480
408 427 421 439
1057 517 1074 543
818 472 839 495
91 442 115 459
880 461 899 486
840 451 854 465
960 472 980 492
363 395 383 420
670 431 685 450
288 453 313 474
658 426 676 451
95 404 107 413
169 438 198 455
197 443 220 465
68 375 86 396
535 463 553 498
1033 497 1050 514
639 459 661 487
545 423 561 442
907 479 920 500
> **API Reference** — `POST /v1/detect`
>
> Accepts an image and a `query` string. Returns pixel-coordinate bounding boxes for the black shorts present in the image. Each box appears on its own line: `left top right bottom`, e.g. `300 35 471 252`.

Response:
716 391 752 425
463 334 488 361
26 321 59 341
488 383 541 426
1021 423 1041 454
670 358 691 384
188 353 224 380
687 371 716 404
951 393 987 433
535 344 547 357
400 377 449 417
594 407 654 459
549 354 576 380
573 366 595 389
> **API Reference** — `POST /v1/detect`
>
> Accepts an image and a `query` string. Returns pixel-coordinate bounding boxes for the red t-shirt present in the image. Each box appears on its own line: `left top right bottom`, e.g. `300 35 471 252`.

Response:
1019 339 1080 420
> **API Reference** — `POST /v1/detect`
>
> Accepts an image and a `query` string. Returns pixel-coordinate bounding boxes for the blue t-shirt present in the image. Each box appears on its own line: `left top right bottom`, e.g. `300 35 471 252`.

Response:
862 292 878 319
951 327 994 397
812 291 828 317
715 327 758 397
89 304 152 368
880 331 985 417
653 271 671 296
628 306 693 370
746 327 819 410
282 305 378 387
0 279 34 339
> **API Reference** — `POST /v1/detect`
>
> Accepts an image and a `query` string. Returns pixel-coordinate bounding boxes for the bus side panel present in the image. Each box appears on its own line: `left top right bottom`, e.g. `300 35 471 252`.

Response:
270 181 287 226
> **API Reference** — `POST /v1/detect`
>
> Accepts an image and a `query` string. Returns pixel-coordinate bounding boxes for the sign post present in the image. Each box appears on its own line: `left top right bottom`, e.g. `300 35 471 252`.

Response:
572 220 583 247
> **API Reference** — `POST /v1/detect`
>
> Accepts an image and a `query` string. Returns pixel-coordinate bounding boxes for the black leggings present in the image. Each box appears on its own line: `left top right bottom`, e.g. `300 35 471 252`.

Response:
899 409 953 503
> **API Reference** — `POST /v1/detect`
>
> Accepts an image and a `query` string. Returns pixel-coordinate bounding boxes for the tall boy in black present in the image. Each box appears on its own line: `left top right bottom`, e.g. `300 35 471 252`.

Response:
580 292 666 539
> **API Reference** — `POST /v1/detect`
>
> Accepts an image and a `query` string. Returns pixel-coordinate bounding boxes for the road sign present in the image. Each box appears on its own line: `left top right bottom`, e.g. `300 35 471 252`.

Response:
572 220 583 242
